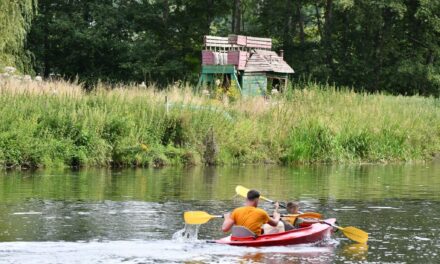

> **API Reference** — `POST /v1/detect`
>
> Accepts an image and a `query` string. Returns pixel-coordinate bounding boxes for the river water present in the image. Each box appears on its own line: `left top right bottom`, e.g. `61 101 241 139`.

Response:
0 164 439 263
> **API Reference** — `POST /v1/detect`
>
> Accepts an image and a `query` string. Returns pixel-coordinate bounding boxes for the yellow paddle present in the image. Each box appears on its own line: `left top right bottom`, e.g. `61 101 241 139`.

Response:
236 185 278 206
321 221 369 244
235 185 368 243
283 212 322 219
184 211 222 225
184 211 321 225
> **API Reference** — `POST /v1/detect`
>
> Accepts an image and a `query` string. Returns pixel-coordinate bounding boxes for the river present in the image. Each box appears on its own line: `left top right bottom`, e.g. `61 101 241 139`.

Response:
0 163 439 263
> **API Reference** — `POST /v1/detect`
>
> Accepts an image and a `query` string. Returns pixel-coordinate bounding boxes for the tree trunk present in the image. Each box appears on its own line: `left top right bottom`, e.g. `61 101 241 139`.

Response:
323 0 334 74
324 0 333 41
426 50 435 65
163 0 169 23
231 1 235 33
283 0 295 56
206 0 214 32
296 1 305 46
241 2 245 32
43 0 50 78
232 0 241 34
315 3 322 39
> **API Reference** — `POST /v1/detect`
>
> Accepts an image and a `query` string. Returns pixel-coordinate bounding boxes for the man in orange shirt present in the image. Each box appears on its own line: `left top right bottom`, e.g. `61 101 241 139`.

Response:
221 189 280 236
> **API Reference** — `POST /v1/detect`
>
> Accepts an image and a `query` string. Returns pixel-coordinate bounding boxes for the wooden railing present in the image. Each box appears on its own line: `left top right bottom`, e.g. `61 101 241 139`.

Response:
204 35 272 50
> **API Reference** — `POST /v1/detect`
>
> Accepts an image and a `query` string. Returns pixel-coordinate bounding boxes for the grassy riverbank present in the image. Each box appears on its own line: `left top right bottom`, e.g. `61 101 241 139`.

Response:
0 78 439 169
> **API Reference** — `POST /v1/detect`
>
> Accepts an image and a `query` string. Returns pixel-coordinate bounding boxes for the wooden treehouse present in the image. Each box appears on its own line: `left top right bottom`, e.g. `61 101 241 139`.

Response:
197 35 294 97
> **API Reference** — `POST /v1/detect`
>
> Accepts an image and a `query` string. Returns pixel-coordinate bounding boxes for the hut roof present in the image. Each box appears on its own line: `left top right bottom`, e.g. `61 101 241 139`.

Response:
243 53 272 72
244 50 294 74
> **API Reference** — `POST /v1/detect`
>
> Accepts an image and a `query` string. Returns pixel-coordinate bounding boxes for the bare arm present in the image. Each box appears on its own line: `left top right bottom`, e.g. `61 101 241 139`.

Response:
267 202 281 227
222 213 234 232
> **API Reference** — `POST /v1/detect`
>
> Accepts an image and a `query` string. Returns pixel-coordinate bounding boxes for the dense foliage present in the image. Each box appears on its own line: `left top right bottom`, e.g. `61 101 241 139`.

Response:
0 0 36 72
24 0 440 95
0 79 439 169
27 0 231 84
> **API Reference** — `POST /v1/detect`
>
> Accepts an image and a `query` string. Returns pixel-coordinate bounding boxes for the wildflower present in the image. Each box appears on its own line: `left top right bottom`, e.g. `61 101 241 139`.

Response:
35 76 42 82
139 81 147 88
271 89 279 95
23 75 31 81
202 89 210 96
4 66 16 73
140 143 148 151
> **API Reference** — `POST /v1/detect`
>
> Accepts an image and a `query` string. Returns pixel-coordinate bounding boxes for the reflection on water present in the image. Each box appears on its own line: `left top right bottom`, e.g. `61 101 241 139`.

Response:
0 163 439 263
341 243 369 261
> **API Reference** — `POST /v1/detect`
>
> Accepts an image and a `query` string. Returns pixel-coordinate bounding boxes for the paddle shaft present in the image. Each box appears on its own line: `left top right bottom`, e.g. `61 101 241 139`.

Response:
235 185 287 208
261 197 286 209
211 215 223 219
320 220 368 244
321 220 336 227
213 213 299 219
320 220 342 230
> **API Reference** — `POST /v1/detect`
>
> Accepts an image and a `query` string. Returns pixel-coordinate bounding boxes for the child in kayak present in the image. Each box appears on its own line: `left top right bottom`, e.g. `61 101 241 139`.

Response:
283 202 319 230
222 189 281 236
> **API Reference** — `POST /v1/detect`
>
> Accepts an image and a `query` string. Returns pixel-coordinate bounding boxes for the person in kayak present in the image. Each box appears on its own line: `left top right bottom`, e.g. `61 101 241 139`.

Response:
283 201 319 230
222 189 281 236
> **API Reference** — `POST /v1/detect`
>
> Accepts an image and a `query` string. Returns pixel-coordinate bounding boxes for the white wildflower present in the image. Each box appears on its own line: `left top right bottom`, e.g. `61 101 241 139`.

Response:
4 66 16 73
139 81 147 88
202 89 210 96
23 75 31 81
35 76 43 82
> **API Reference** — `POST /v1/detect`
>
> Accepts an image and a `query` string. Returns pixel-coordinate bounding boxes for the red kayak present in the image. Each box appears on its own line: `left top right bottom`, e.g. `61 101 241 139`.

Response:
215 218 336 247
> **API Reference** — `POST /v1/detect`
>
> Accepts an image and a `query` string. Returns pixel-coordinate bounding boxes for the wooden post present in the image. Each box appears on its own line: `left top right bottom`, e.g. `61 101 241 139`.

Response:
196 74 204 93
232 72 242 93
165 96 169 115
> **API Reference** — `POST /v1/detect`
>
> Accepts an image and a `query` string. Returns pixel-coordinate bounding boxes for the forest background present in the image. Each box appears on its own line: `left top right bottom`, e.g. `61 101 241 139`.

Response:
1 0 439 96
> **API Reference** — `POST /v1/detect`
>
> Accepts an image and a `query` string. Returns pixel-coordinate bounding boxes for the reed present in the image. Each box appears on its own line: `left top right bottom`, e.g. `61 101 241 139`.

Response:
0 77 439 169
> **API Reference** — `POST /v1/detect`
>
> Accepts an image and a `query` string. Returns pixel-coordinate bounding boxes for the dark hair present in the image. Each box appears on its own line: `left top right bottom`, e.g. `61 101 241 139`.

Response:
286 202 299 209
247 190 260 200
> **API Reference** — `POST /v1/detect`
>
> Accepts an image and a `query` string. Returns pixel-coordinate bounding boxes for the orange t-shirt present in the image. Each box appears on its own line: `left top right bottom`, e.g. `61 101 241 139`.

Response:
231 206 270 235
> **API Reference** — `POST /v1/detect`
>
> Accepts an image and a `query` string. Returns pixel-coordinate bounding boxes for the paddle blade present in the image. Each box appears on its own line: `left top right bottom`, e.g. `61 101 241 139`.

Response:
235 185 272 203
341 226 369 244
235 185 250 198
299 212 323 219
283 212 322 219
184 211 216 225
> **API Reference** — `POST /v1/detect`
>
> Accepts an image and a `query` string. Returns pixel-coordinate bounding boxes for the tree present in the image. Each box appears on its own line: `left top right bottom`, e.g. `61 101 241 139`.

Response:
23 0 440 96
232 0 241 34
0 0 36 72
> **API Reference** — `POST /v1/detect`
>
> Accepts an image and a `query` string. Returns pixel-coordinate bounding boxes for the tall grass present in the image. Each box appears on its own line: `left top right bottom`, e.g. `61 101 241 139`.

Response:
0 77 439 169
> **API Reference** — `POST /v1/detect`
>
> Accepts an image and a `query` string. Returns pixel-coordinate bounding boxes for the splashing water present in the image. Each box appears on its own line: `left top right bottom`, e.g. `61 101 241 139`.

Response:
172 224 200 241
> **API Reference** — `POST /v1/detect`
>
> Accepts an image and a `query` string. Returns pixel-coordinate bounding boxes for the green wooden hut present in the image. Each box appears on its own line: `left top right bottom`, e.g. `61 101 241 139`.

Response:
197 35 294 96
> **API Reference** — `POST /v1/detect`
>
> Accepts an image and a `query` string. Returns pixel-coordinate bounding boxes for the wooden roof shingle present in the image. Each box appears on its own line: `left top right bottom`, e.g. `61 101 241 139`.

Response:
244 50 294 74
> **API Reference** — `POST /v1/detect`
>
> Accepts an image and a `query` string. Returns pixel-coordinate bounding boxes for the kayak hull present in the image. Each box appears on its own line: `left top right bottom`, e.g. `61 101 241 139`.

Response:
215 218 336 247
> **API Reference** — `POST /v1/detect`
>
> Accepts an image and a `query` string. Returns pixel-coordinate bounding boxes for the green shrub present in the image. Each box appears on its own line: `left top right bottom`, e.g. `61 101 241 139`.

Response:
0 80 439 169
